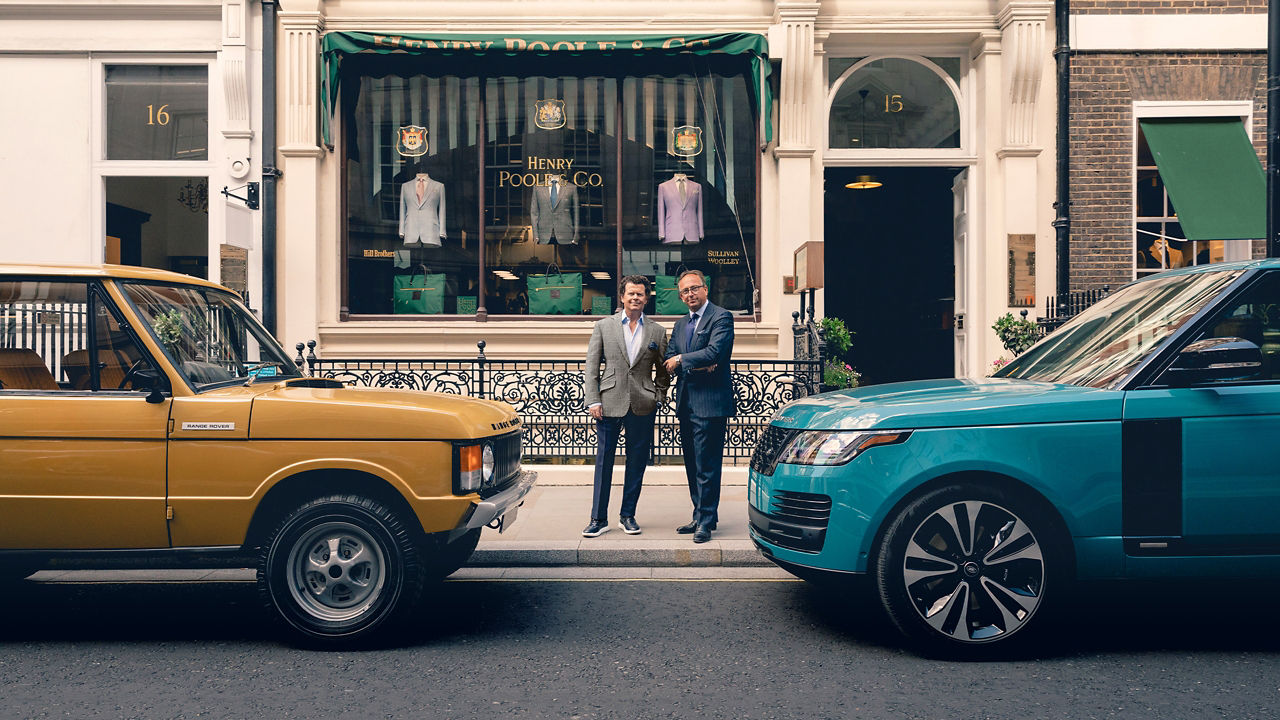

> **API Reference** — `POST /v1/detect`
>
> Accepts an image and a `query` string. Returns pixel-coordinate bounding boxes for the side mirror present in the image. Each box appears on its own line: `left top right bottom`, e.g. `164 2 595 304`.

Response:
132 368 169 404
1163 336 1263 386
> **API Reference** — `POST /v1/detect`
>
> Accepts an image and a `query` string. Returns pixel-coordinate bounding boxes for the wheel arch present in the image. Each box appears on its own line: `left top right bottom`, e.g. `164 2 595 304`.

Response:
866 470 1077 579
243 468 424 550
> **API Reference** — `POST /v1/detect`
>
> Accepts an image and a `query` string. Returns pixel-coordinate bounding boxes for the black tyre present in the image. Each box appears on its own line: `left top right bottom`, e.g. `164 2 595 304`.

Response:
424 527 481 580
873 484 1066 657
258 494 425 647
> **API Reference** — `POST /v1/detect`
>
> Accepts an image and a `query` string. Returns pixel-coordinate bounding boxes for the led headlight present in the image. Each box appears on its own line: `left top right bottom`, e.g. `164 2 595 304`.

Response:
777 430 910 466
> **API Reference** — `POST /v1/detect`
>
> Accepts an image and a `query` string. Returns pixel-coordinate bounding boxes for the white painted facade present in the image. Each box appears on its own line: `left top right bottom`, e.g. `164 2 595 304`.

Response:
0 0 264 298
270 0 1059 374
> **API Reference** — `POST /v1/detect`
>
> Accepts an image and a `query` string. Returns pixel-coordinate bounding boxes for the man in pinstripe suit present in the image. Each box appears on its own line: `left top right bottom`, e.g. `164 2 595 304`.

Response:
663 269 736 543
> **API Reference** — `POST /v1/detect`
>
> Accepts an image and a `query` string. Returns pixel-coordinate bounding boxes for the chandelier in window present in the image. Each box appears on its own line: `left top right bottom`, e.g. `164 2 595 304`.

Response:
178 179 208 214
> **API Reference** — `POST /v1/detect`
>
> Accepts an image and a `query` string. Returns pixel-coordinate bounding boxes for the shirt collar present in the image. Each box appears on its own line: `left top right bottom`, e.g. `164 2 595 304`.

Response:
621 313 645 327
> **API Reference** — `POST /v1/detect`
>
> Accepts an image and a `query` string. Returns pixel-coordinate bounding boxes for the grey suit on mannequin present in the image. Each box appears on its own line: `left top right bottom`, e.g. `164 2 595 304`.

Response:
399 175 446 247
530 178 579 244
656 176 703 244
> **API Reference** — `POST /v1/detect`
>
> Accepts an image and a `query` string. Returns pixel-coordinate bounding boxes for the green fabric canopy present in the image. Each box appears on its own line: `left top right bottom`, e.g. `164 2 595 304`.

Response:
1139 117 1265 241
319 31 772 147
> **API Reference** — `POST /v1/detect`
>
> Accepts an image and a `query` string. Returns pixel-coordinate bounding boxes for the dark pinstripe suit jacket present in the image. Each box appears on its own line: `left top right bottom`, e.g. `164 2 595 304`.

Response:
665 301 736 418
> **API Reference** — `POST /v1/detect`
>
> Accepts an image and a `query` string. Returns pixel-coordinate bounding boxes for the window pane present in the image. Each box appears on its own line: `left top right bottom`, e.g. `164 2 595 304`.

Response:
618 71 758 315
345 73 481 315
105 176 209 278
105 65 208 161
485 75 616 315
0 281 88 391
829 58 960 149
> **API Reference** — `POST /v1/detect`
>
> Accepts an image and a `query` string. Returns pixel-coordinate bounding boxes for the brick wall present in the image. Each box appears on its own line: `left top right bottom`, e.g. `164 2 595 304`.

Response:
1068 52 1267 291
1073 0 1265 13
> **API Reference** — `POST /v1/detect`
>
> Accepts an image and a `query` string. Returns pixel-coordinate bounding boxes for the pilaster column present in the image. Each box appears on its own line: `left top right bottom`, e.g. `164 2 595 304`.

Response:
276 6 325 349
771 1 821 351
221 0 252 180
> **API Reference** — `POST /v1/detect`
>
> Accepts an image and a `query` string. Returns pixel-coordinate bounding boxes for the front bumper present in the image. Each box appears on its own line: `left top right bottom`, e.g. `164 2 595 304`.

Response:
748 463 878 575
452 469 536 540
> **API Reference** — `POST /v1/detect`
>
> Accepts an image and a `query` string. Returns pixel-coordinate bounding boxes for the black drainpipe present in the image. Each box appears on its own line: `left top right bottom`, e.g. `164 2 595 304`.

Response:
1053 0 1071 291
1268 0 1279 258
260 0 280 334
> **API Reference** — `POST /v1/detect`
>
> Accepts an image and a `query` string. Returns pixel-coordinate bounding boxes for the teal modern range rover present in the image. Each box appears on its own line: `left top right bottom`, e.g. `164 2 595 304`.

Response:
749 259 1280 655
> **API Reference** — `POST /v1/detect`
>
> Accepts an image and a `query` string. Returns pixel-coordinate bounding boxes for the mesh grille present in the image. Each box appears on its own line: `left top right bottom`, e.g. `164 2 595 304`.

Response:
749 425 800 476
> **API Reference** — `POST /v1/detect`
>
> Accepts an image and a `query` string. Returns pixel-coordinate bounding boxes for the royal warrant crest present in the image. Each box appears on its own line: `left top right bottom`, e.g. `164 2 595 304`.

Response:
534 99 566 130
396 125 428 157
672 125 703 157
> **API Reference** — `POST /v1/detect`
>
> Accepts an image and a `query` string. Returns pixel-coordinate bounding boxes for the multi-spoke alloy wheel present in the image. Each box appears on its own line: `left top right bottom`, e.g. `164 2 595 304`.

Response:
875 484 1064 656
259 494 425 647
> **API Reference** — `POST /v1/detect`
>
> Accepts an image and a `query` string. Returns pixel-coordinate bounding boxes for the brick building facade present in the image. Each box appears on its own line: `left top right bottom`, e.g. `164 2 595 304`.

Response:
1068 1 1268 291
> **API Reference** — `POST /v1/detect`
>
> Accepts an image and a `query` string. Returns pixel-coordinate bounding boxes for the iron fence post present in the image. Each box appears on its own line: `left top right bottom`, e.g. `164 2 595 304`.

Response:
475 340 487 399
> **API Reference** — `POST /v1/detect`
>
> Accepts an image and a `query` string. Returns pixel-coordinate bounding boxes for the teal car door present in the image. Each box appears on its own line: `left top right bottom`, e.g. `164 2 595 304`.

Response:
1123 270 1280 554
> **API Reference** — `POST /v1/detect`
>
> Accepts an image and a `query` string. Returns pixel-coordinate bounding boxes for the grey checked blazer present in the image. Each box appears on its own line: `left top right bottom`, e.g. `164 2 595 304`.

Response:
583 314 670 417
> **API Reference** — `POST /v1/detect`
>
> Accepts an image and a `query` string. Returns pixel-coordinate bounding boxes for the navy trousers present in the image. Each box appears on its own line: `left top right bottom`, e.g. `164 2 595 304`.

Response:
677 412 727 526
590 411 656 521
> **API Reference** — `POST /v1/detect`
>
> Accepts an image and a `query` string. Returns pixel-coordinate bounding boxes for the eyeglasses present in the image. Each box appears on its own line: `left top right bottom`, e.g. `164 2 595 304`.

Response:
678 285 705 296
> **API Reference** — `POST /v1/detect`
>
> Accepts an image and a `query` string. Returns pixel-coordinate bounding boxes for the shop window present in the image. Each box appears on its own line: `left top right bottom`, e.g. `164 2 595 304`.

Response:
828 57 960 150
105 65 208 161
342 58 758 317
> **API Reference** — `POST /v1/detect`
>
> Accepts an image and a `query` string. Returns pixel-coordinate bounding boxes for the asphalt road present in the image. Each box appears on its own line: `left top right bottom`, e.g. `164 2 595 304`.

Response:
1 572 1278 719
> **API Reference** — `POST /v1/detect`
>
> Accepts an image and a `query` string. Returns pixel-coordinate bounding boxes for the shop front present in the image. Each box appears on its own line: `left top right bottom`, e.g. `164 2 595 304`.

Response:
326 33 767 328
273 1 1059 374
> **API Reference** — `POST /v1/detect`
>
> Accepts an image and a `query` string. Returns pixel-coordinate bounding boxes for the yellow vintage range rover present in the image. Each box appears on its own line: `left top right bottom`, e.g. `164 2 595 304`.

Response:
0 264 534 645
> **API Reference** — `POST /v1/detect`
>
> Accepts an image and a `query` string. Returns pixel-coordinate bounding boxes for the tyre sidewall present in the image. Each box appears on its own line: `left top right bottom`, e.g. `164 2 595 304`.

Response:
260 496 418 645
874 483 1066 658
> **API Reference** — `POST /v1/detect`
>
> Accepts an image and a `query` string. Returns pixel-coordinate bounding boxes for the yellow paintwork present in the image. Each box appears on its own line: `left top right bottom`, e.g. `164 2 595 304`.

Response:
0 264 522 551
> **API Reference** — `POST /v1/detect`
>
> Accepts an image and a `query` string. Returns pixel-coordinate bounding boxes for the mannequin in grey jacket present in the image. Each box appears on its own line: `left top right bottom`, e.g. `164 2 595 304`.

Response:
399 173 447 246
530 177 579 245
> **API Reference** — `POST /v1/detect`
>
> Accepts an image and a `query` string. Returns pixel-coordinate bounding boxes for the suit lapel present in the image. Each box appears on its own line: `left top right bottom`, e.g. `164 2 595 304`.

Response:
612 314 630 364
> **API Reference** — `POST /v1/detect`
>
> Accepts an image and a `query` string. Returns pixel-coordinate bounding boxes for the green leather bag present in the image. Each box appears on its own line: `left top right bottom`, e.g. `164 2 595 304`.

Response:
527 269 583 315
392 268 445 314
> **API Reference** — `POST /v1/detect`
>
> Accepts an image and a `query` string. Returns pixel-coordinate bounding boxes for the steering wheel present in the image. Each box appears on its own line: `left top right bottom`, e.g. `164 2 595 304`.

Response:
118 359 147 390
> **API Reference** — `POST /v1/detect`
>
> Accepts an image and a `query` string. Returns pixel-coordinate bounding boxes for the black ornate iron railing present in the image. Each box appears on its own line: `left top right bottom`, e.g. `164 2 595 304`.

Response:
1036 285 1110 335
297 341 820 463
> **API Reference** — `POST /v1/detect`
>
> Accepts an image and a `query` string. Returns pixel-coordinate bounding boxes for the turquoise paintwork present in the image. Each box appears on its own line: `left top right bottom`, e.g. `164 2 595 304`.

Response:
751 260 1280 583
751 381 1126 577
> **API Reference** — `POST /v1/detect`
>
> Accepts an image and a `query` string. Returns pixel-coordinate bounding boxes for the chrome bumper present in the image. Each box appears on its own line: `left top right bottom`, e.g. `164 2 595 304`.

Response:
452 469 536 539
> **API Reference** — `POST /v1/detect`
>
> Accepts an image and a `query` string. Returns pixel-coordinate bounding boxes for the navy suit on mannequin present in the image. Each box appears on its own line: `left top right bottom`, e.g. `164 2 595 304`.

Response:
663 270 736 543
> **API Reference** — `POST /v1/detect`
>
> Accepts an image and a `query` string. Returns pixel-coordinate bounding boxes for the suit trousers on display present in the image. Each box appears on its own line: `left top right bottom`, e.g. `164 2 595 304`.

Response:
678 412 727 526
591 411 656 521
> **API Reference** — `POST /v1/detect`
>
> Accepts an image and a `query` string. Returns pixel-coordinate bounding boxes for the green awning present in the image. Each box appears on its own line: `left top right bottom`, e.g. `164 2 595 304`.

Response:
319 31 772 147
1139 117 1265 241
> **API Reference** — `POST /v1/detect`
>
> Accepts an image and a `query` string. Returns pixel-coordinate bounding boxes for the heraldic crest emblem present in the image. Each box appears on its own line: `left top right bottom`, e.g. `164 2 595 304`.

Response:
534 99 566 130
672 125 703 157
396 125 428 157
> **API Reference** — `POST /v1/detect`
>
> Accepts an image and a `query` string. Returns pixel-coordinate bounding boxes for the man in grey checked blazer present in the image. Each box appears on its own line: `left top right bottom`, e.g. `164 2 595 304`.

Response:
581 275 670 537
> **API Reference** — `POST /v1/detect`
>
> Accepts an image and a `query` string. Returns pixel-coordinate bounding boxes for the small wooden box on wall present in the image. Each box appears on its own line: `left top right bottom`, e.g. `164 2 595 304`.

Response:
794 242 824 291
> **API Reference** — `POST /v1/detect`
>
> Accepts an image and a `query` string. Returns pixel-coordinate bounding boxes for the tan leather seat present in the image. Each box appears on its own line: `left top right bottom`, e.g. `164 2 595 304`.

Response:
60 348 128 390
0 348 59 390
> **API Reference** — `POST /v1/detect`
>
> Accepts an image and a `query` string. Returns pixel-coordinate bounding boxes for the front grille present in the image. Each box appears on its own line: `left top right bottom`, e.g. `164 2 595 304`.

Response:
749 425 800 476
749 490 832 553
480 429 523 498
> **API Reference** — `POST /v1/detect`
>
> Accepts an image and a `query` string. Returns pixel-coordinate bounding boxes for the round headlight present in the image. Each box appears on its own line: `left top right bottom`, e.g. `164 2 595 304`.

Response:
481 443 495 481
